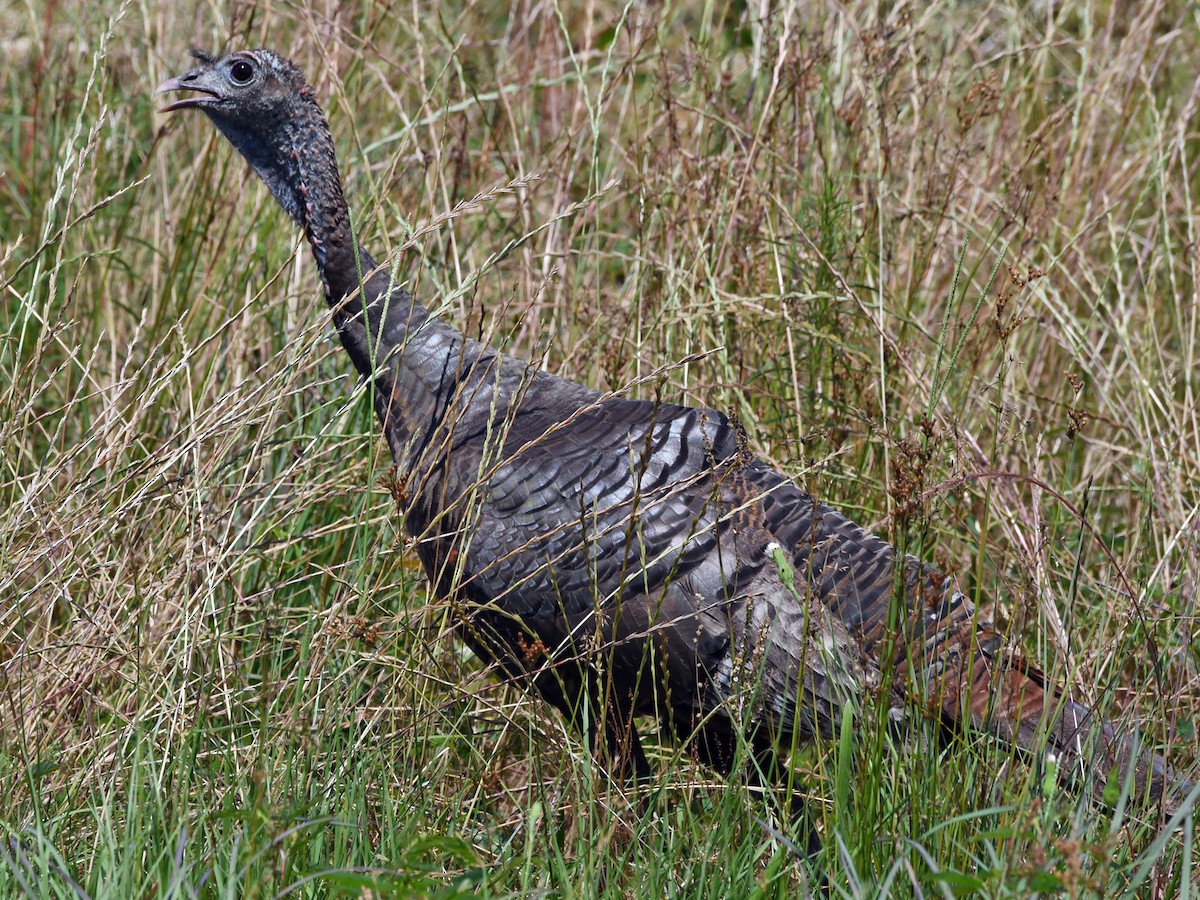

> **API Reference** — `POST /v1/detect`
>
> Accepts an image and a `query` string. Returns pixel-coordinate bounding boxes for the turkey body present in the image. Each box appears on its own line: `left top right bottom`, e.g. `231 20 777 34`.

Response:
357 296 887 776
158 48 1193 812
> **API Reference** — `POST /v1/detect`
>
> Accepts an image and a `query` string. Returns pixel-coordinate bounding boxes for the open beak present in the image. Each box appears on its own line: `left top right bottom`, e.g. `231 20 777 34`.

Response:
156 71 222 113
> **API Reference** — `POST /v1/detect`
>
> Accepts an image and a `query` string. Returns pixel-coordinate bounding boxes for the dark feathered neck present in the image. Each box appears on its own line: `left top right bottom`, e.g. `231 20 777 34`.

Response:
206 87 374 302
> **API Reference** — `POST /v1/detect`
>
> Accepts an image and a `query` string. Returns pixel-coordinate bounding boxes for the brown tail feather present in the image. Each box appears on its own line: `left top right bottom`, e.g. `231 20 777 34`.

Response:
924 614 1195 817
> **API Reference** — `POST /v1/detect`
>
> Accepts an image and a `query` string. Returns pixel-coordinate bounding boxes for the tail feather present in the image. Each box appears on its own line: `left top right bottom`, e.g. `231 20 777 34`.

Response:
745 479 1192 816
1048 697 1196 816
922 606 1194 816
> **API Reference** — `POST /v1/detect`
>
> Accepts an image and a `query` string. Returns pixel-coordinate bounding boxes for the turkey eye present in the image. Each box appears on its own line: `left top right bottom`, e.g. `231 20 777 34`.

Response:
230 60 254 84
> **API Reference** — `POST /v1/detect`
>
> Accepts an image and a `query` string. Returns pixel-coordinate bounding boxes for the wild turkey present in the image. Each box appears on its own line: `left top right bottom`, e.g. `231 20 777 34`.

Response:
158 48 1194 820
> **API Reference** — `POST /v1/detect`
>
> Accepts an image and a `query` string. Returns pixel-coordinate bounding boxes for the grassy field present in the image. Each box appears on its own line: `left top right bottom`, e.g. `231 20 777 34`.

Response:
2 0 1198 896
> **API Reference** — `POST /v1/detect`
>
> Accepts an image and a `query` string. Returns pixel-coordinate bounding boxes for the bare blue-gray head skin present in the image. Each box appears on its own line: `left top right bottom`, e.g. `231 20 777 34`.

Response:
157 48 377 301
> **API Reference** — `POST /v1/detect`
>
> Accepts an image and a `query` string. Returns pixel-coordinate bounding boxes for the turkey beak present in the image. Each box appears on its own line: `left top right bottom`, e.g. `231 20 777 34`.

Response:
156 69 223 112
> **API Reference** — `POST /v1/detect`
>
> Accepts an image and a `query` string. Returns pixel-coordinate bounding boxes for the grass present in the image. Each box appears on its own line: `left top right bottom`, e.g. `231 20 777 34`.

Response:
2 0 1198 896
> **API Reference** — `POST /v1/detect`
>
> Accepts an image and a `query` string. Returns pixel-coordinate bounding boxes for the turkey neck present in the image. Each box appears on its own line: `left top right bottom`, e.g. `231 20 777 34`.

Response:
222 89 427 337
218 89 486 473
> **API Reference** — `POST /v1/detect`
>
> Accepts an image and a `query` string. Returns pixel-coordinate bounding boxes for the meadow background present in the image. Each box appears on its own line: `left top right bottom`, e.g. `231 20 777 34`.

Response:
2 0 1198 896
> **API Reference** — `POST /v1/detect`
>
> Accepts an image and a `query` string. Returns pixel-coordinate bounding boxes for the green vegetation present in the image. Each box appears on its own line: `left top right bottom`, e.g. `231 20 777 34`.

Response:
2 1 1197 896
